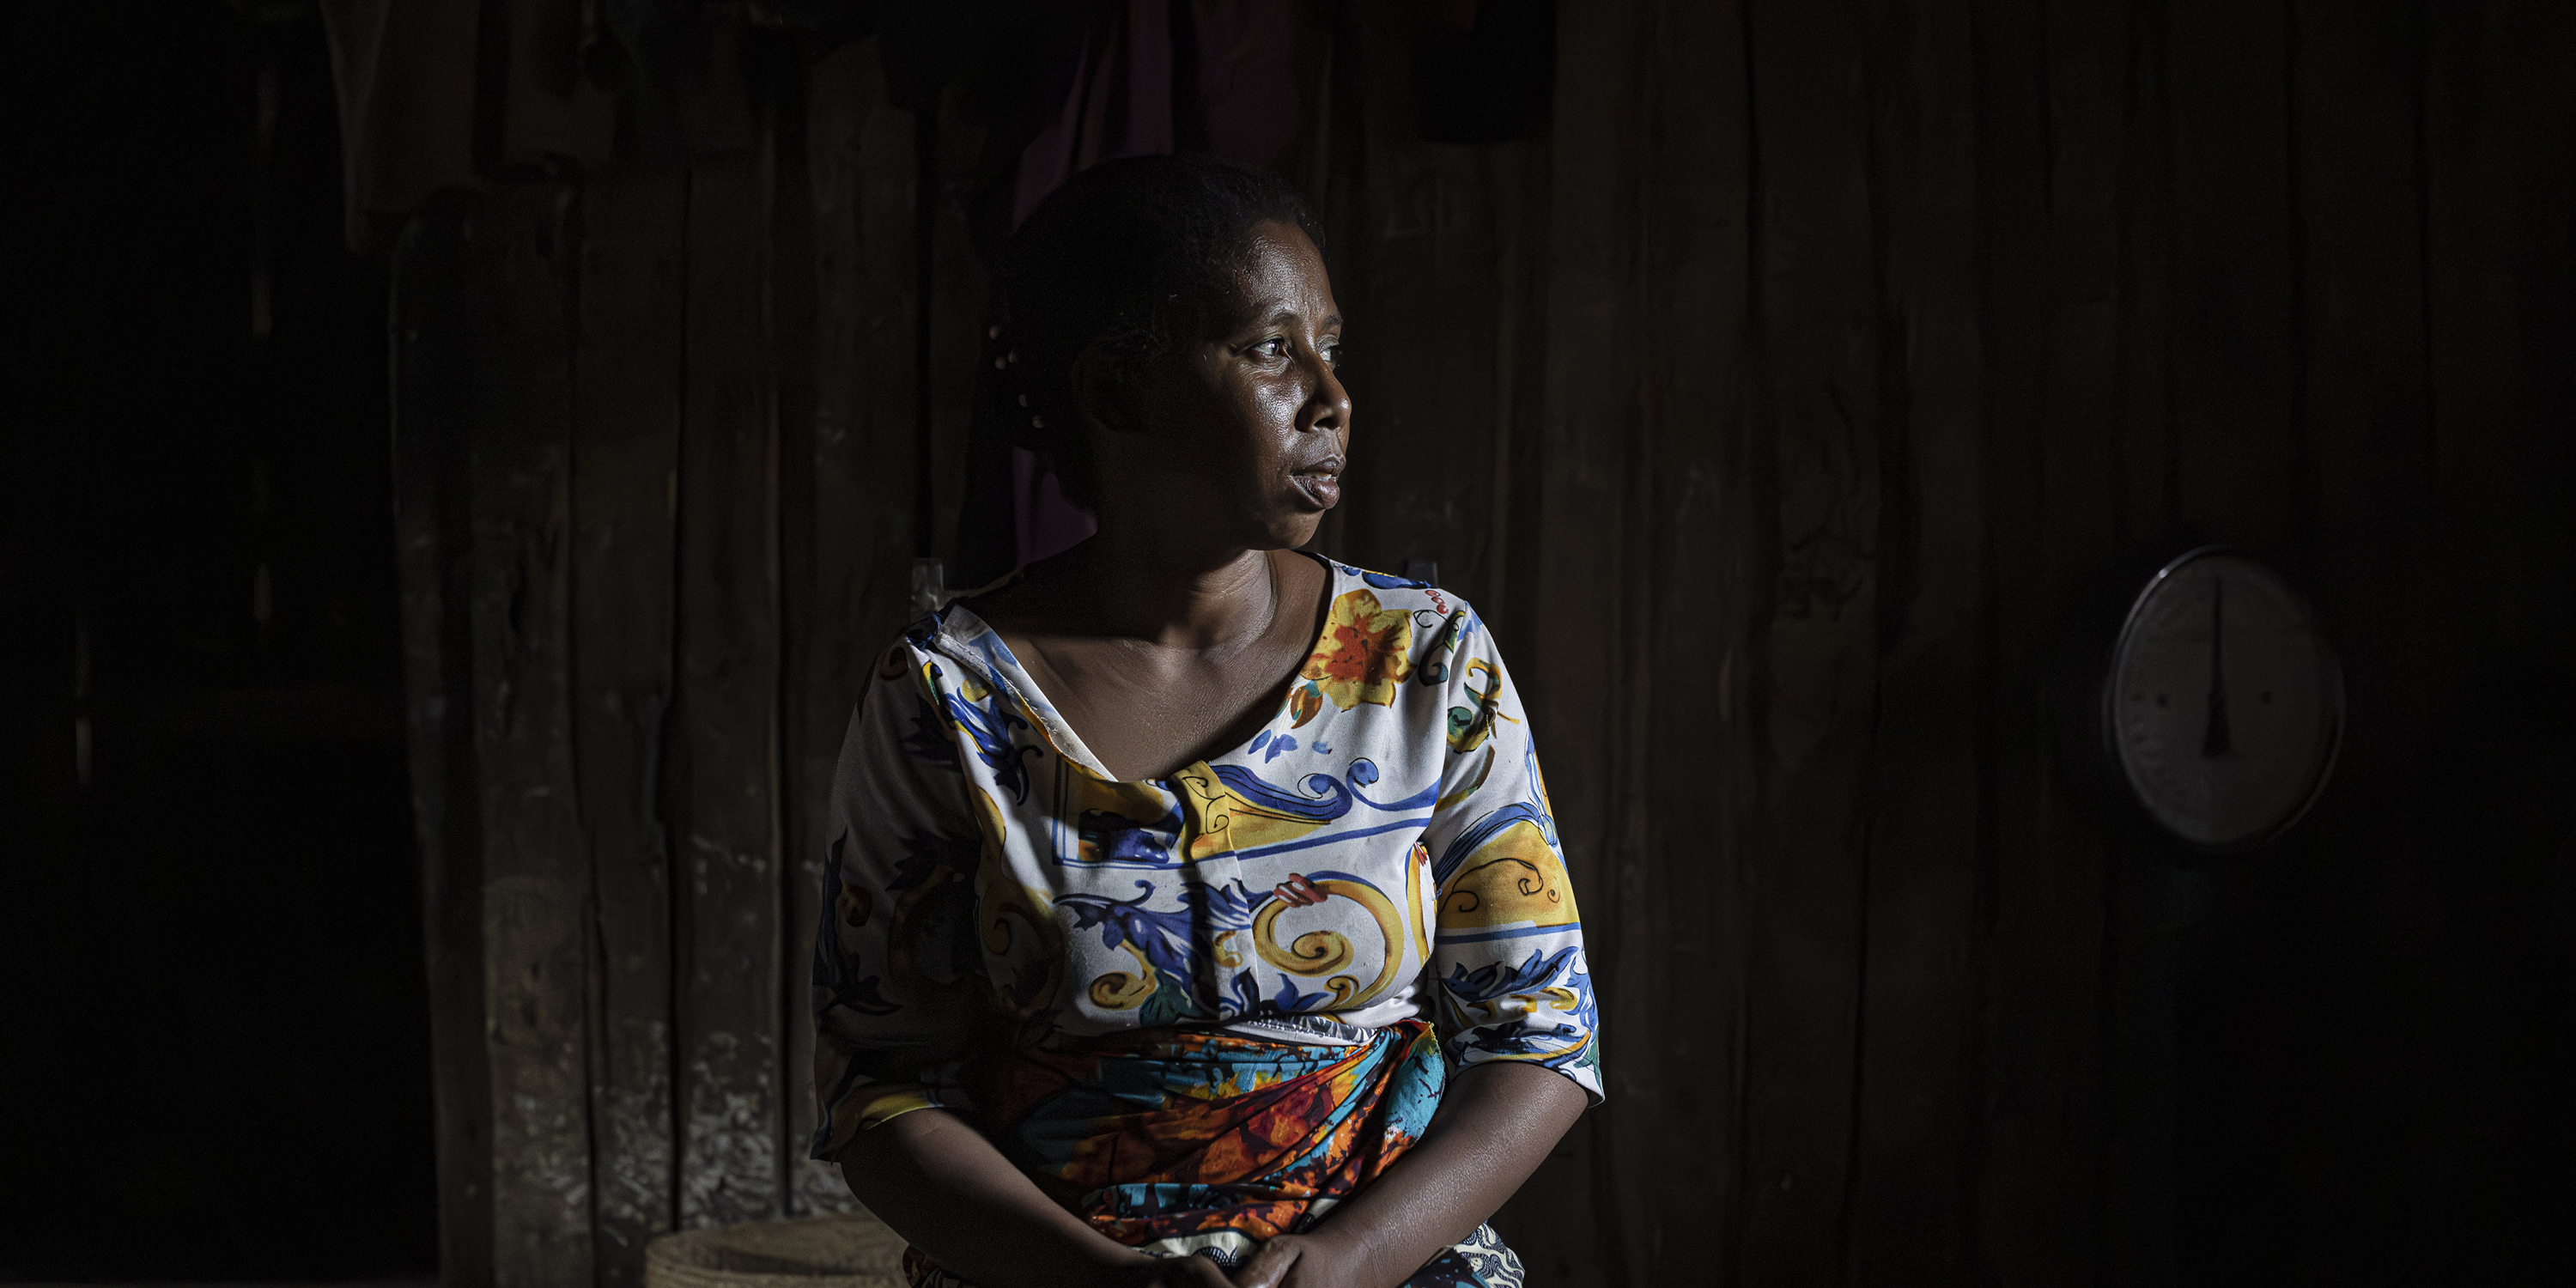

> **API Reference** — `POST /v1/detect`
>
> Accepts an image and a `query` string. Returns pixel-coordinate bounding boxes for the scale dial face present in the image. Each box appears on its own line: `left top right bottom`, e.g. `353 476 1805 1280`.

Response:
2104 549 2343 852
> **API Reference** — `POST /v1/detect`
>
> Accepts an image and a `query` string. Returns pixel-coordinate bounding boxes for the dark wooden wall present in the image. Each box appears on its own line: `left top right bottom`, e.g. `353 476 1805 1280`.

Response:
391 4 2574 1287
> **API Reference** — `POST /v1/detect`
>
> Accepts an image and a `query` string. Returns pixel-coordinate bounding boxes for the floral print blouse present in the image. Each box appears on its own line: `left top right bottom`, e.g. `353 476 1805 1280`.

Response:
809 556 1603 1161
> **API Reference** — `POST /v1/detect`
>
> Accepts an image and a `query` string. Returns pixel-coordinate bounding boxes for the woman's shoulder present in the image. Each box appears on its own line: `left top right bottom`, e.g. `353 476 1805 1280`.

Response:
1298 557 1501 722
861 602 995 698
1309 556 1484 636
870 610 949 667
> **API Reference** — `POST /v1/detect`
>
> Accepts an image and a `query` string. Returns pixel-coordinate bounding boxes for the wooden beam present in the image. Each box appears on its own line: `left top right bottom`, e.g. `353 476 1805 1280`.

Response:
1844 0 1988 1279
1330 3 1548 594
785 39 921 1217
921 94 989 568
460 183 598 1288
673 144 787 1230
1518 0 1656 1280
1735 1 1888 1282
572 166 688 1287
1968 0 2110 1279
392 200 496 1288
2412 8 2576 1275
2166 0 2300 558
1624 0 1765 1279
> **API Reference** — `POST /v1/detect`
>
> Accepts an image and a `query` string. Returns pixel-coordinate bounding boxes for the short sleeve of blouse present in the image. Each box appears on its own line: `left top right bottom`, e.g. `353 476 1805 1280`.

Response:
806 639 990 1160
1411 608 1605 1104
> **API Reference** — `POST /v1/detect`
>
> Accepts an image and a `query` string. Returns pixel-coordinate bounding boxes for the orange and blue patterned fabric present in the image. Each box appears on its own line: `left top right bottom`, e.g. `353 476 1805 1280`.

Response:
810 555 1600 1282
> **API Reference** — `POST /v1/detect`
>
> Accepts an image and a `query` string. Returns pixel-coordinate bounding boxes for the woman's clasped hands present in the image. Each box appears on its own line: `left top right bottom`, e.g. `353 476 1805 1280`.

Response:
1103 1230 1372 1288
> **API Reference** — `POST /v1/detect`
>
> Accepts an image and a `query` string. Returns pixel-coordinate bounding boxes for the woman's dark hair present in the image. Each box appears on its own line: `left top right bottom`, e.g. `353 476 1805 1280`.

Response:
996 154 1326 506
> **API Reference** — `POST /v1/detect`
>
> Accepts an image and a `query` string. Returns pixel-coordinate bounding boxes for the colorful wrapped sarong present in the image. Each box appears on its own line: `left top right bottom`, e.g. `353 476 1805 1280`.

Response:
900 1018 1525 1288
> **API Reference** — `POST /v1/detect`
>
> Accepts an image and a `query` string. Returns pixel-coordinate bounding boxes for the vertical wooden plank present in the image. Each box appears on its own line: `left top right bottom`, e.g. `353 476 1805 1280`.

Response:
2099 835 2188 1288
1331 6 1543 593
1736 0 1884 1282
2157 8 2301 1279
391 204 496 1288
492 0 616 171
2165 0 2298 556
2105 15 2183 1282
1291 9 1364 568
2287 0 2433 745
922 90 989 567
2425 1 2576 684
1997 1 2130 1280
1967 0 2099 1280
2042 0 2129 565
784 38 921 1215
1844 0 1986 1279
463 183 598 1288
2114 0 2176 545
769 46 827 1218
2263 3 2436 1279
2017 0 2133 1279
1519 0 1650 1282
571 167 685 1285
673 144 785 1229
2415 6 2576 1278
1484 159 1554 638
787 40 920 1216
1613 1 1762 1285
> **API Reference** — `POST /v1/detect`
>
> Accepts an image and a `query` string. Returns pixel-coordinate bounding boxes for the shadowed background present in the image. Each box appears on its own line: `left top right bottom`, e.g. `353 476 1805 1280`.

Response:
4 3 2571 1286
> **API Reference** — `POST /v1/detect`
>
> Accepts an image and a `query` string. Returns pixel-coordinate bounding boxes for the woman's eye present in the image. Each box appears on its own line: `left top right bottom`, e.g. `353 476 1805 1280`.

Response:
1255 337 1290 358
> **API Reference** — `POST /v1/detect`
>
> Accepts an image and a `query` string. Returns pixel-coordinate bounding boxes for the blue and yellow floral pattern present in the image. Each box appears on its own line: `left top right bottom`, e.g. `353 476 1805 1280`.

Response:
810 556 1601 1276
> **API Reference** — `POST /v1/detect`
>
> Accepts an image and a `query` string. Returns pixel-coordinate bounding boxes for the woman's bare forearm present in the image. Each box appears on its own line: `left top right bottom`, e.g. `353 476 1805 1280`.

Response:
834 1108 1152 1288
837 1066 1586 1288
1304 1060 1589 1286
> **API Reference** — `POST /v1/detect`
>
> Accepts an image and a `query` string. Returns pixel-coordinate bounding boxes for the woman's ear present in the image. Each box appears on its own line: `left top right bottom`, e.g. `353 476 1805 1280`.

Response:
1070 349 1141 437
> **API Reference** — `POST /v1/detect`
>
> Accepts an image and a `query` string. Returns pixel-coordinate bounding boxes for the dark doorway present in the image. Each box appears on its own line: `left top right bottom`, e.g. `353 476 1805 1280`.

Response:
2 4 436 1279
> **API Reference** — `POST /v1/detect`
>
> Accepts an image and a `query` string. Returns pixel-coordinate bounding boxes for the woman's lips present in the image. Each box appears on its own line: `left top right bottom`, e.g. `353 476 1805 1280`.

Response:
1290 468 1342 509
1290 452 1346 510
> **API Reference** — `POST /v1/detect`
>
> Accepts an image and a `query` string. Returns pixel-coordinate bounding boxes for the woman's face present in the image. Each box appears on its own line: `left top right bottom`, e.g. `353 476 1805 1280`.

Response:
1096 219 1351 552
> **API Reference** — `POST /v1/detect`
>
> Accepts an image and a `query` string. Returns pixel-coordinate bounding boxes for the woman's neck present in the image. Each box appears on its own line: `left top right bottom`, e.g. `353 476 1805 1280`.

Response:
1036 520 1280 653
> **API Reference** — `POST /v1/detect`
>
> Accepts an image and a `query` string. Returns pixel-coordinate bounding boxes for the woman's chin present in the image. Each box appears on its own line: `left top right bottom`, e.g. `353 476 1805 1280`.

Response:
1256 511 1327 552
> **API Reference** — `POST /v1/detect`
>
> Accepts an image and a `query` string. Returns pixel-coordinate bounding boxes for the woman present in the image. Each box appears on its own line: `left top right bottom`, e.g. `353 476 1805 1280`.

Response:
811 155 1600 1288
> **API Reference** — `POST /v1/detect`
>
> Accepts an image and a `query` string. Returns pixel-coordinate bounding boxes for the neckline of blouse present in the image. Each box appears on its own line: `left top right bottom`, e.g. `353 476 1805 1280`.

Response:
927 551 1346 786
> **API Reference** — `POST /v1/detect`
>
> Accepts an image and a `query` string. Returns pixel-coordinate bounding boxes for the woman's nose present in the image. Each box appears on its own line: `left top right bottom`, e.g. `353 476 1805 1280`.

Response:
1303 355 1350 432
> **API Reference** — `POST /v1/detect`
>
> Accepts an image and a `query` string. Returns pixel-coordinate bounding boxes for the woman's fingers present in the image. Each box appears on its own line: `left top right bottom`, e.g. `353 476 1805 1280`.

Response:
1177 1255 1246 1288
1225 1241 1300 1288
1127 1253 1240 1288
